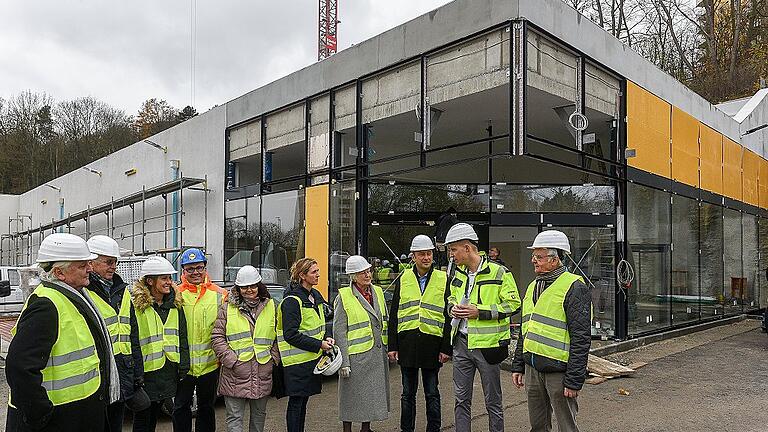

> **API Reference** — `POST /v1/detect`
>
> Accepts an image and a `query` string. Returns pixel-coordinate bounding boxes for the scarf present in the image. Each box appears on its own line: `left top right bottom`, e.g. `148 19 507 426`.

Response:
533 265 567 305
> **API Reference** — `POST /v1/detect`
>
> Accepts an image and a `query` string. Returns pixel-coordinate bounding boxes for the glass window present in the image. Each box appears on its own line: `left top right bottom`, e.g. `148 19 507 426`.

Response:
368 184 489 213
426 27 510 153
491 185 614 213
309 94 331 173
362 61 422 174
723 208 743 314
367 224 433 290
759 217 768 310
224 197 260 282
330 180 356 301
551 226 615 337
700 202 724 317
627 183 670 334
333 85 357 168
265 104 306 182
584 62 620 163
671 194 699 325
260 190 306 287
228 120 262 187
526 31 578 149
743 213 759 310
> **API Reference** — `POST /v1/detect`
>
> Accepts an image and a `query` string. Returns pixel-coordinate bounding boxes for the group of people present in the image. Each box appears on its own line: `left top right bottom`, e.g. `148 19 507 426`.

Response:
5 221 592 432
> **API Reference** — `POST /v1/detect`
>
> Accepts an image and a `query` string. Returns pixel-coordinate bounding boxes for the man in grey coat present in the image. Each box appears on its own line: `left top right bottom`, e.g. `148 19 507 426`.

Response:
511 230 592 432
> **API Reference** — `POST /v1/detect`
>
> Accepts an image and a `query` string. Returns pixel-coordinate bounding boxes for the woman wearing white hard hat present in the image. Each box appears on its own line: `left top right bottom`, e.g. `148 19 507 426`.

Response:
211 266 278 432
6 233 118 432
130 256 190 432
333 255 391 432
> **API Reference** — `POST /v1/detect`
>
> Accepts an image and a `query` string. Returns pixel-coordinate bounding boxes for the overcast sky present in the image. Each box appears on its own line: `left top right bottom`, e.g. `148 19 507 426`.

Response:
0 0 452 115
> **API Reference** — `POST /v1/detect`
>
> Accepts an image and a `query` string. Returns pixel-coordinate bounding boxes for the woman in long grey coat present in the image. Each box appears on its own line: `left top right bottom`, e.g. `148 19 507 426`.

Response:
334 255 391 432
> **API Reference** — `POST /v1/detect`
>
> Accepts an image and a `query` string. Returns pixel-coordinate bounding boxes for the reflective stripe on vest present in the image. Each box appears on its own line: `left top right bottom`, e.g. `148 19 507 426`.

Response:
448 261 513 349
135 305 181 372
276 295 326 367
338 285 389 355
181 288 223 376
87 288 132 355
12 284 101 406
397 270 446 337
225 299 277 364
521 272 582 362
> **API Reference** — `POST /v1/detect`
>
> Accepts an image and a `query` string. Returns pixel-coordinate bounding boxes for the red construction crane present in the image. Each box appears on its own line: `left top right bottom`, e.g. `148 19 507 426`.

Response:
318 0 338 61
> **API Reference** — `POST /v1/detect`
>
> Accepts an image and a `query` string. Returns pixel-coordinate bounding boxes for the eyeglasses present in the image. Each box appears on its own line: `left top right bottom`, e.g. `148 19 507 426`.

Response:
531 253 555 261
240 286 259 292
184 265 207 274
96 258 118 267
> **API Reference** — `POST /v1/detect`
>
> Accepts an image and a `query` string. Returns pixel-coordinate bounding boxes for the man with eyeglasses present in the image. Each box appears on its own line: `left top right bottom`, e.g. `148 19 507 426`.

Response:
85 235 141 432
511 230 592 432
174 248 228 432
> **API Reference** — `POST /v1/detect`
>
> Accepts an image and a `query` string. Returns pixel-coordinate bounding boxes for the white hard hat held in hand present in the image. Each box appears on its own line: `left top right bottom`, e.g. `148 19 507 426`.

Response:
235 265 263 286
345 255 372 274
410 234 435 252
37 233 98 263
87 235 121 258
444 223 479 245
528 230 571 254
140 256 178 278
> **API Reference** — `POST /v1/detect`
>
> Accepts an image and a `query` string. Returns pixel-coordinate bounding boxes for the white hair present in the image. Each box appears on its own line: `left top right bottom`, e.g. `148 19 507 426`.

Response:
41 261 73 282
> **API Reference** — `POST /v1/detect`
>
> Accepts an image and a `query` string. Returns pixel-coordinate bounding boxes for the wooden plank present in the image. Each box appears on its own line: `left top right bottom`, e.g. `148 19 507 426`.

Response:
588 354 636 378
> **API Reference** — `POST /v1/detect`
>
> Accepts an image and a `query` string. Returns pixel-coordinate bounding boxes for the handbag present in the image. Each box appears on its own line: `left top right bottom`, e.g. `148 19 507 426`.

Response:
270 362 287 399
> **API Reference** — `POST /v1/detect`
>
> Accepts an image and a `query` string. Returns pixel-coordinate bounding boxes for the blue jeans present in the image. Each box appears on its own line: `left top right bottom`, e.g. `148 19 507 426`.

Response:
400 366 441 432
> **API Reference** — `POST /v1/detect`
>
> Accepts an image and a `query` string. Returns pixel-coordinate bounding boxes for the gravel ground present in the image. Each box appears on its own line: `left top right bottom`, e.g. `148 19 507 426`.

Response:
0 320 764 431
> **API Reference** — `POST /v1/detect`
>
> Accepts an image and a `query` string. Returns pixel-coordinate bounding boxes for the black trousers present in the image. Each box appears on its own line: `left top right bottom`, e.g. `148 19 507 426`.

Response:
400 367 441 432
107 401 125 432
286 396 310 432
172 369 218 432
131 401 164 432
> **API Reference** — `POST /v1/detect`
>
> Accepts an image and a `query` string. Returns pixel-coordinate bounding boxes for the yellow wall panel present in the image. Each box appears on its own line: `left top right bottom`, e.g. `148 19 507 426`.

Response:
699 125 723 195
760 158 768 209
626 81 671 178
742 150 759 207
304 184 330 299
722 138 743 201
671 107 699 187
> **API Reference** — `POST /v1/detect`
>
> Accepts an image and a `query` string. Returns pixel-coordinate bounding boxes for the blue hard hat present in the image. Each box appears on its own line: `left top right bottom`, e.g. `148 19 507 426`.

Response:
180 248 207 266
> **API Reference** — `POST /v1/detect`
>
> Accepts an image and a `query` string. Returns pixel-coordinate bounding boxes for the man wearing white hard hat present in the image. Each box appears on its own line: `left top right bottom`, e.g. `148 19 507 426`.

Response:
6 233 118 432
130 256 190 432
334 255 390 432
211 265 279 432
444 223 520 432
387 235 451 432
511 230 592 432
85 235 140 432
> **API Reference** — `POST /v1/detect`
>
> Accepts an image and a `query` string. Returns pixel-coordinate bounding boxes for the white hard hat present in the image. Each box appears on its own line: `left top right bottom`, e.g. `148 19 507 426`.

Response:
235 265 263 286
410 235 435 252
381 260 390 267
87 235 121 258
37 233 97 263
345 255 372 274
313 344 343 376
140 256 178 278
528 230 571 254
444 223 479 244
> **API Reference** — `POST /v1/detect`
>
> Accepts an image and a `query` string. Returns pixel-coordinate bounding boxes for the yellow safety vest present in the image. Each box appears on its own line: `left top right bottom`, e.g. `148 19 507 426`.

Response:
181 288 224 376
338 285 389 355
86 288 132 355
225 299 277 364
12 284 101 406
135 304 181 372
397 269 446 337
277 295 326 367
522 272 583 363
448 259 520 349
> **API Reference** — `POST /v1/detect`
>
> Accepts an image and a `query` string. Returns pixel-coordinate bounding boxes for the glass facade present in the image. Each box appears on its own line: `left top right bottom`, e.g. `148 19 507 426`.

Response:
221 19 764 340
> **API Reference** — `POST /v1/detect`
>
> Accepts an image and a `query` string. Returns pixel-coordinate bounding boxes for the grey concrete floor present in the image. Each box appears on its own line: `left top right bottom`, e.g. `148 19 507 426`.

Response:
1 320 765 431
